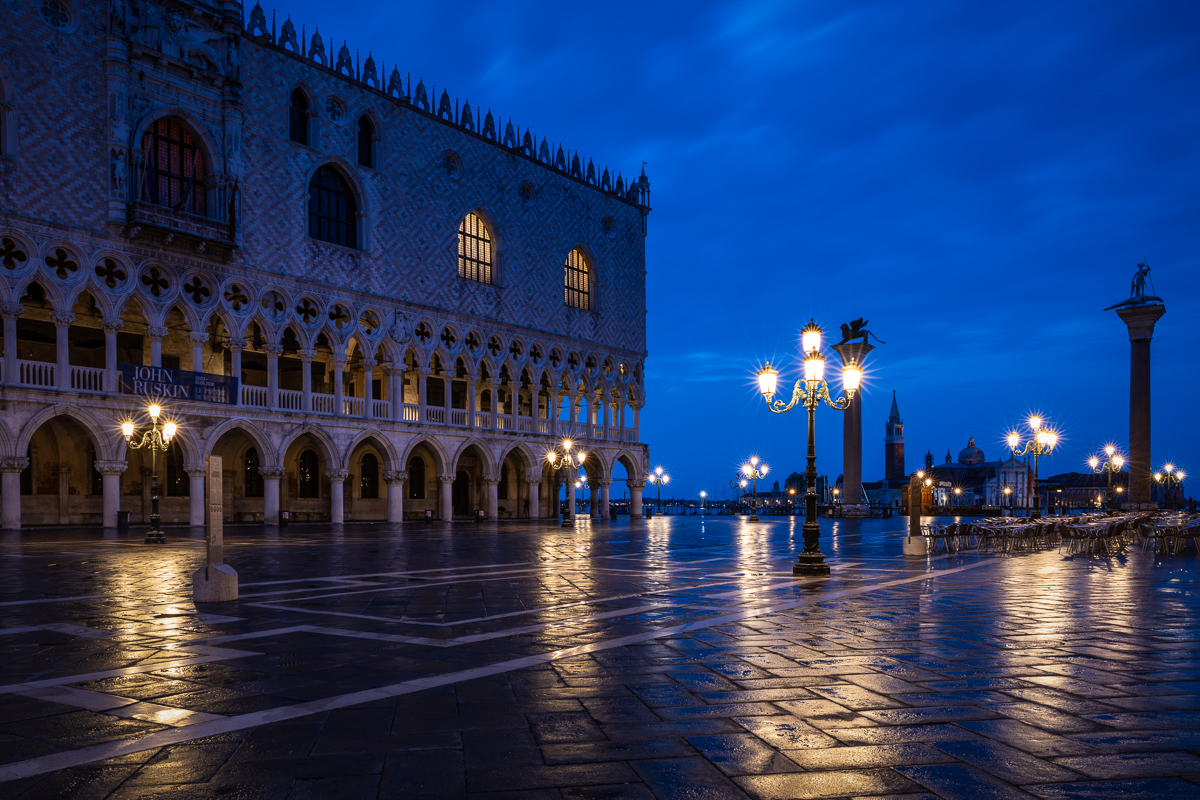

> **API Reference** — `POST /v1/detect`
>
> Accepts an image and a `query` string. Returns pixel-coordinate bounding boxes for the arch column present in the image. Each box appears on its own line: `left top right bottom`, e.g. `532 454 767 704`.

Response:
467 377 477 428
57 464 71 525
146 325 167 370
362 358 376 419
384 363 404 421
328 469 348 523
102 317 122 393
438 473 454 520
265 343 282 409
589 482 599 518
417 366 429 422
95 460 126 530
183 464 206 526
332 354 347 416
632 402 642 442
485 477 499 520
567 392 579 437
2 303 20 385
383 470 405 523
187 332 209 373
1 457 29 529
229 339 245 406
260 466 284 525
488 380 499 431
547 392 557 437
629 479 645 519
299 349 315 411
52 311 74 390
526 479 540 519
599 479 611 519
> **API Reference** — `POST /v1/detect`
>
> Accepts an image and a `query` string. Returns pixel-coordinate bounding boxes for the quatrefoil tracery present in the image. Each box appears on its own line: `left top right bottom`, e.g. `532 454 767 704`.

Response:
414 322 433 344
183 276 210 304
465 331 481 352
295 298 320 325
440 327 457 349
328 304 350 330
224 284 250 311
95 258 127 289
45 248 79 281
141 266 169 297
1 238 28 271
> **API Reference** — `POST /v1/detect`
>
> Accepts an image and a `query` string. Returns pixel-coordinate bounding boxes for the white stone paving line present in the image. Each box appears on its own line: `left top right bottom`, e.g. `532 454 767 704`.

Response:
0 560 991 782
0 645 262 695
0 594 118 607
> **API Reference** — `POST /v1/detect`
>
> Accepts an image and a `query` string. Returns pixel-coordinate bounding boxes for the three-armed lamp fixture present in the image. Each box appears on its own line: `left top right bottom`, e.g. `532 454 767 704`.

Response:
1154 464 1186 511
546 439 586 527
647 466 670 515
741 457 768 521
756 320 861 575
1088 445 1126 513
1007 415 1058 520
122 403 178 544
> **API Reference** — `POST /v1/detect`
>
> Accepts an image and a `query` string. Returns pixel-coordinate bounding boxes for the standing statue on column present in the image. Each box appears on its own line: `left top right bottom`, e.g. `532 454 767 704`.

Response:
1104 261 1163 310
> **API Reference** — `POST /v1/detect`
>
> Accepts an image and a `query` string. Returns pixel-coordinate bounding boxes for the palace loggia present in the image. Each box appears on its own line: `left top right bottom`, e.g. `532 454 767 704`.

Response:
0 0 651 528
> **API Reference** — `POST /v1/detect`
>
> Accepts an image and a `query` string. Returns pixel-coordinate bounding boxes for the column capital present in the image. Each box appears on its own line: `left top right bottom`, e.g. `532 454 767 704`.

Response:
332 353 349 367
381 362 405 376
50 311 75 328
263 343 284 357
227 338 247 352
437 473 456 483
628 480 646 489
182 463 207 477
298 349 316 362
484 477 501 486
259 466 285 479
1116 303 1167 342
0 457 30 473
597 479 613 487
145 325 168 339
361 358 378 370
1 303 23 319
382 470 407 483
58 464 71 475
326 469 350 480
186 332 210 345
93 460 127 476
525 477 543 486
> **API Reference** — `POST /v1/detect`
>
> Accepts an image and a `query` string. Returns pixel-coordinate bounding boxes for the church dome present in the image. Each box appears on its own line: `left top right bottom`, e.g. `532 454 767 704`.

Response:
958 436 986 466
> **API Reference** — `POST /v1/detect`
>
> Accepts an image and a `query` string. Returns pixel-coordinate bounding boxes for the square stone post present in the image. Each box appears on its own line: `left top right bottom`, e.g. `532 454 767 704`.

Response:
488 380 499 431
629 480 645 519
439 473 454 520
2 304 21 385
328 469 348 523
384 363 404 421
103 317 122 393
486 477 499 519
417 367 428 422
94 460 125 530
384 470 405 522
1116 303 1166 506
299 349 314 411
185 464 206 526
443 372 452 423
547 392 556 436
53 311 74 389
261 466 283 525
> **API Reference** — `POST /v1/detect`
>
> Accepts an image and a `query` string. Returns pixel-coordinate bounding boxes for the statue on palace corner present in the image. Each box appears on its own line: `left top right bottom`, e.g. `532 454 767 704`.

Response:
1103 261 1163 311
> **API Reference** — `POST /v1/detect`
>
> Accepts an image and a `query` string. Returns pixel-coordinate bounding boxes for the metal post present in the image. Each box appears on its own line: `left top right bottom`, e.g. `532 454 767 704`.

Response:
795 399 830 574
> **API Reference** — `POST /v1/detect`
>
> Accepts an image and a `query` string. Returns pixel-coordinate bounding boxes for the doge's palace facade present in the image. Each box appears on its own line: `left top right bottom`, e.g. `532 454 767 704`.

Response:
0 0 650 528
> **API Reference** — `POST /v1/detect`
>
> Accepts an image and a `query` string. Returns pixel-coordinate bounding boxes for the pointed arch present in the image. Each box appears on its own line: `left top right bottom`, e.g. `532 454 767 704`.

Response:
203 418 275 467
288 84 314 146
134 112 222 219
306 158 368 249
400 433 449 474
343 429 399 471
278 422 338 467
17 405 114 461
497 440 540 481
452 437 498 480
564 246 593 311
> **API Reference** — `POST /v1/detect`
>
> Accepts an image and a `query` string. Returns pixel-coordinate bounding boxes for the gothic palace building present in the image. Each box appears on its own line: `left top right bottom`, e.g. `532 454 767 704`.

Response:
0 0 651 528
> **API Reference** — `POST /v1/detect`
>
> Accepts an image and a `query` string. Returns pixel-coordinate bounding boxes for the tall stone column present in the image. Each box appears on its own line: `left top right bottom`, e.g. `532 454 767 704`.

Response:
188 332 209 373
2 303 21 385
0 458 28 529
299 349 315 412
589 483 599 518
438 473 455 520
384 470 405 522
467 378 477 428
332 354 347 416
1116 303 1166 506
526 479 540 519
146 325 167 369
485 477 499 519
229 339 245 406
328 469 349 523
629 480 645 519
95 460 126 530
185 465 206 526
599 480 611 519
831 341 874 515
102 317 122 392
265 343 282 409
384 363 404 421
417 367 429 422
261 467 283 525
52 311 74 389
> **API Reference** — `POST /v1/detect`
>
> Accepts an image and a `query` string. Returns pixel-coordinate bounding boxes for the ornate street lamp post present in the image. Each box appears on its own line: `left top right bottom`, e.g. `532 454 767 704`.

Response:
1154 464 1185 510
741 457 768 522
756 320 862 575
1088 446 1125 513
1006 415 1058 520
122 404 178 545
546 439 586 527
647 466 670 515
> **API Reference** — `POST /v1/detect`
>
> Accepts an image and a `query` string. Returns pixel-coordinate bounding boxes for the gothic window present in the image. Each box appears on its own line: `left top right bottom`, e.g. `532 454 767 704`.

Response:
165 441 188 497
0 72 12 156
360 453 379 499
564 248 590 310
298 449 319 498
308 166 357 248
140 117 207 217
408 456 426 499
357 115 374 168
244 447 264 498
289 89 310 145
458 213 493 284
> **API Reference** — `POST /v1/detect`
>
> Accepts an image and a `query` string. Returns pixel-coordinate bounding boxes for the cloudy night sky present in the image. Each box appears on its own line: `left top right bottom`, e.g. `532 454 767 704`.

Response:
278 0 1199 499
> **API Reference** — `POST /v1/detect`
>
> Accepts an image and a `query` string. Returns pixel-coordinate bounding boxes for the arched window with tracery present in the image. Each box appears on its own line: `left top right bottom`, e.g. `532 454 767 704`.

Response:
140 117 207 217
564 248 590 310
360 453 379 499
458 212 493 284
244 447 264 498
289 89 310 145
298 449 320 498
357 115 374 169
308 166 357 249
408 456 426 499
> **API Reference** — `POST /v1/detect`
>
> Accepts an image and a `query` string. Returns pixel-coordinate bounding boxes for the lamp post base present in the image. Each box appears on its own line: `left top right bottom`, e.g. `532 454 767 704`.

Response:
144 530 166 544
792 552 831 576
561 515 572 527
749 514 758 522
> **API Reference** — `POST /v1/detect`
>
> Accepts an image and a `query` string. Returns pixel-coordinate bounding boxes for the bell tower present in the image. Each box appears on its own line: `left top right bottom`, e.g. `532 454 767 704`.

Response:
884 391 905 482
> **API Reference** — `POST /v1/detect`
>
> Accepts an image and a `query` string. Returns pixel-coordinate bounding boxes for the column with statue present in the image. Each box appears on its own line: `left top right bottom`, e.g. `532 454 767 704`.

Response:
830 318 883 517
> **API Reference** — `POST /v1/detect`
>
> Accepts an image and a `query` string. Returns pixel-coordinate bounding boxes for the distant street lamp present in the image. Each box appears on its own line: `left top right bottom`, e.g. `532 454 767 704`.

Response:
1003 486 1012 516
788 486 796 514
546 439 587 527
647 466 670 514
1088 446 1126 513
699 489 707 515
575 473 588 514
741 457 768 522
756 320 861 575
953 487 962 510
1154 464 1185 511
1007 415 1058 520
122 403 178 545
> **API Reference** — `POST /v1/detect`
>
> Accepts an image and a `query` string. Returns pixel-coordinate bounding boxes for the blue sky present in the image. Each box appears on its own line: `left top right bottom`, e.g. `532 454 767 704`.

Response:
280 0 1199 499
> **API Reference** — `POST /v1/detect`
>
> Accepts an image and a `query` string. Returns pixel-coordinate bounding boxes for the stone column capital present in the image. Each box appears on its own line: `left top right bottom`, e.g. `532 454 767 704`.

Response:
50 311 76 328
360 358 378 370
0 457 30 473
332 353 349 367
484 477 500 486
326 469 350 480
381 362 404 376
2 303 24 320
263 343 284 357
58 464 71 475
383 470 407 483
597 479 613 487
258 466 285 479
227 339 247 352
93 460 127 476
627 480 646 489
1116 303 1167 342
183 464 207 477
298 349 317 362
186 332 210 345
437 473 456 483
145 325 168 339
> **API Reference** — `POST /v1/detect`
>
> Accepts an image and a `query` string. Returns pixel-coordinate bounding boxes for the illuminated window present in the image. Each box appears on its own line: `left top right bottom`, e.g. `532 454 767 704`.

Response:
458 213 493 284
564 248 590 310
140 117 207 217
308 166 357 248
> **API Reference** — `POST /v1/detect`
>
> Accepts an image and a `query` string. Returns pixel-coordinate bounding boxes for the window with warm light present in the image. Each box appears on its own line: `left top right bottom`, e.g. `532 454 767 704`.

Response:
458 212 493 284
564 248 591 310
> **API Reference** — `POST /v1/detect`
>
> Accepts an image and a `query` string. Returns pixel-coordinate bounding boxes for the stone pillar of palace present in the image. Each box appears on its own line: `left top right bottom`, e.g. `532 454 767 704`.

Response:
265 343 282 409
185 465 206 526
589 483 599 518
328 470 349 523
629 480 645 519
362 358 376 419
261 467 283 525
830 341 874 515
103 317 122 393
1116 303 1166 507
53 311 74 390
0 458 28 529
229 339 245 406
438 473 454 520
95 460 126 530
188 332 208 372
383 471 405 523
146 325 166 369
599 480 611 519
485 477 499 519
299 349 314 412
526 479 540 519
332 354 347 416
2 304 21 385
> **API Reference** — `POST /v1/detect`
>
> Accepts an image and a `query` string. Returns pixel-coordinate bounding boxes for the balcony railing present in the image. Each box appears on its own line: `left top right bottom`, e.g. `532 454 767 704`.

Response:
19 360 55 388
127 201 237 255
425 407 445 424
402 403 419 421
278 389 303 411
449 409 468 426
241 385 268 407
312 392 335 414
373 399 390 418
343 396 364 416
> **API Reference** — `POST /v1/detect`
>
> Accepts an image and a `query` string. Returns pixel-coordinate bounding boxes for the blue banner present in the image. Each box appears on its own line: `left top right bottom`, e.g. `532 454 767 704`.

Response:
121 363 238 405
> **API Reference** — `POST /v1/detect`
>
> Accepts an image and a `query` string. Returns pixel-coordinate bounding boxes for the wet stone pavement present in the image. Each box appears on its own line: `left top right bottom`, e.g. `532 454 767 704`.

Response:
1 516 1199 799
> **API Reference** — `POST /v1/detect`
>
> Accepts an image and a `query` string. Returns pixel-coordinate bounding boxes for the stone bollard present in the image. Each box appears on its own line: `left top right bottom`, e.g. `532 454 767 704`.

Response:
193 455 238 602
903 474 929 556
